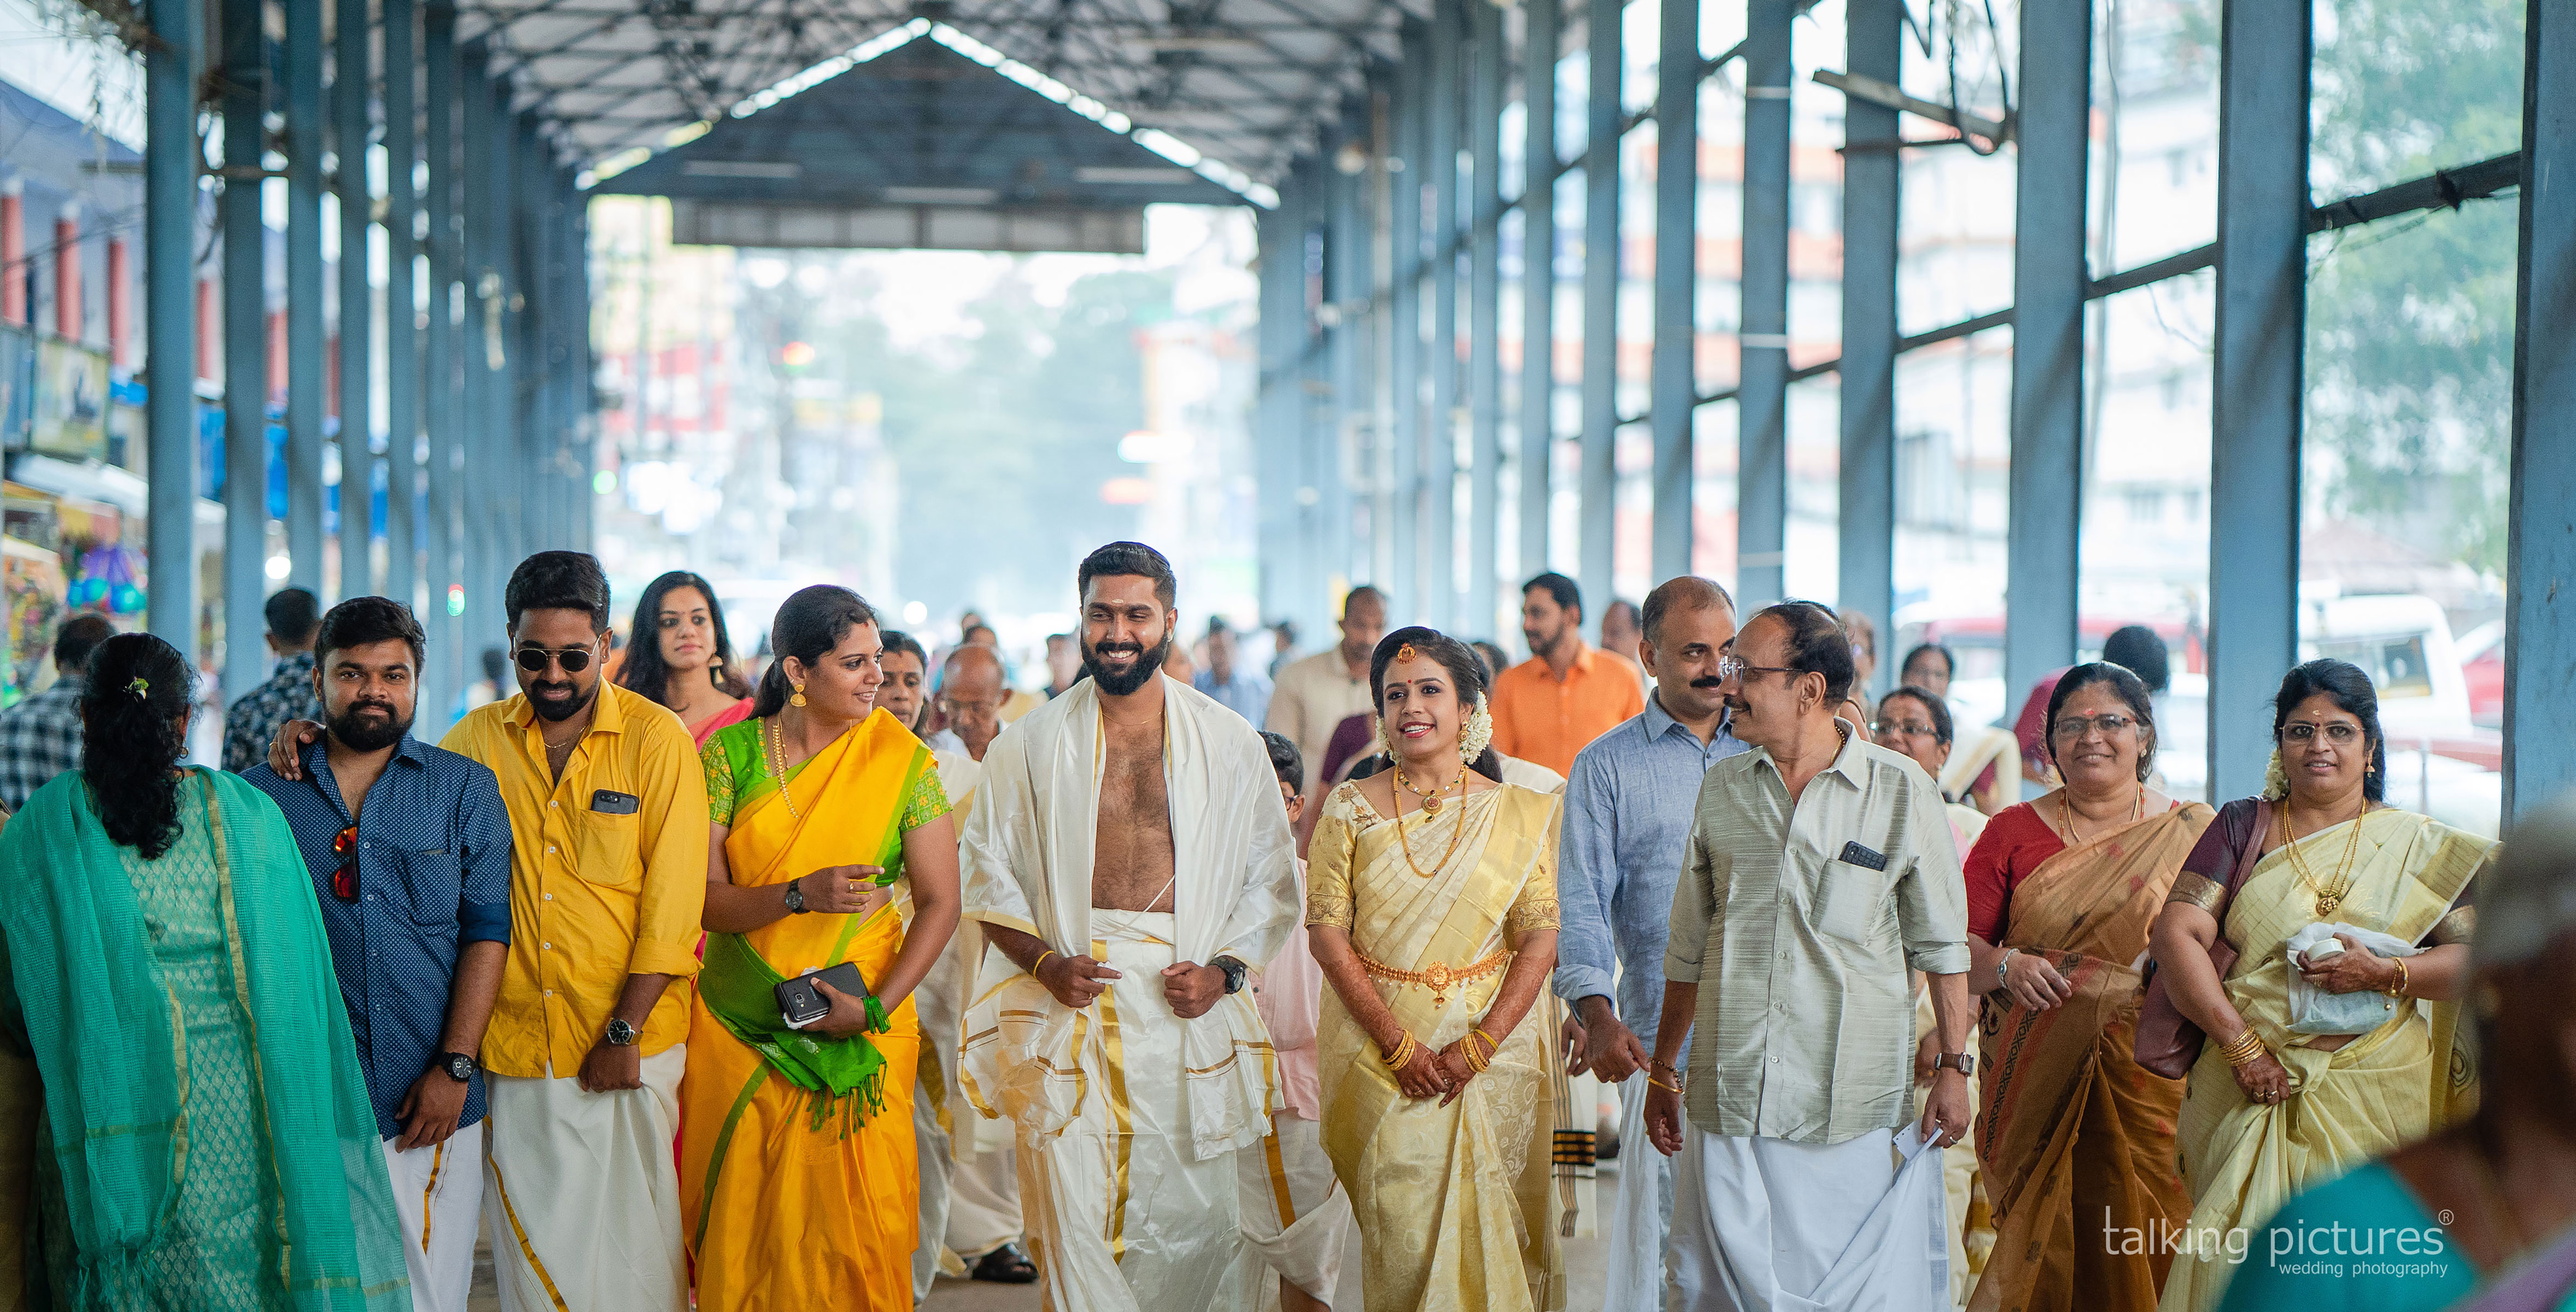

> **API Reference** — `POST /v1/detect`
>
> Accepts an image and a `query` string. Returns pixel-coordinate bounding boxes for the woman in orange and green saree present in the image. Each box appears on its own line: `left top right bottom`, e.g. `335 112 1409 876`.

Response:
680 585 962 1311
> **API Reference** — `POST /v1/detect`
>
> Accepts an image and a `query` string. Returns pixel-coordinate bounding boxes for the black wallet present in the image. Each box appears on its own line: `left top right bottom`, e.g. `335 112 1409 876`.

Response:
775 960 875 1029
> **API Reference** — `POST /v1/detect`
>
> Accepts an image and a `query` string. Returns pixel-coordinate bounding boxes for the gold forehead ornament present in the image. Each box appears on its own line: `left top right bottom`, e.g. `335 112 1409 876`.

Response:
1396 643 1418 663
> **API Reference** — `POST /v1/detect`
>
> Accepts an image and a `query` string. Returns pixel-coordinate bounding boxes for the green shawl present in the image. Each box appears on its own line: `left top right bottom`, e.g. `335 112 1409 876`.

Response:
0 768 409 1310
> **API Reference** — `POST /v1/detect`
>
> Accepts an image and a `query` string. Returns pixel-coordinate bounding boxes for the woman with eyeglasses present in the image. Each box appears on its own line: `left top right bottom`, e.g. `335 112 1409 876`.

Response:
1957 662 2212 1312
2148 660 2497 1312
618 569 756 746
1875 685 1993 856
0 633 409 1308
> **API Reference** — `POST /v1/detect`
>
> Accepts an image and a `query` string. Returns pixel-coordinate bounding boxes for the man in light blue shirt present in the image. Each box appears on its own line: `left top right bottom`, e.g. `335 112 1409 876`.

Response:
1554 576 1746 1312
1192 621 1272 725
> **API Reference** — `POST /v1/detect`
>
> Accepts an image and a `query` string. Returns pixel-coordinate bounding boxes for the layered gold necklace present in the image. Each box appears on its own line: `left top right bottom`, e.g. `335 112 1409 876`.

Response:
764 715 803 819
1391 762 1468 878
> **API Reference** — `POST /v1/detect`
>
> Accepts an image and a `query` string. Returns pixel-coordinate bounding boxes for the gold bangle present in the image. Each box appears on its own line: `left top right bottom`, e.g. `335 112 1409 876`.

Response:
1031 950 1059 976
1381 1030 1418 1070
2387 956 2410 998
2220 1028 2268 1068
1461 1040 1490 1074
1646 1074 1683 1094
1473 1027 1502 1056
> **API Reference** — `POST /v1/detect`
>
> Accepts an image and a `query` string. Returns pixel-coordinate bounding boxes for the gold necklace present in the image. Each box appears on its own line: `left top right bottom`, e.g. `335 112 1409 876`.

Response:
1393 790 1467 878
2056 784 2146 845
1395 760 1466 813
764 716 801 819
2283 800 2367 917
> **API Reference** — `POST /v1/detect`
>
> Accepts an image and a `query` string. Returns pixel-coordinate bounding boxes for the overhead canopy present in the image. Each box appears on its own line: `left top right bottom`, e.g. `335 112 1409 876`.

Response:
459 0 1401 190
592 28 1249 250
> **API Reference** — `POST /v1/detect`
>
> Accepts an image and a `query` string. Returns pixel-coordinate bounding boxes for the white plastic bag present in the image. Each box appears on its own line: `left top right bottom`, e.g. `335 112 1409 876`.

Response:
2284 922 2421 1035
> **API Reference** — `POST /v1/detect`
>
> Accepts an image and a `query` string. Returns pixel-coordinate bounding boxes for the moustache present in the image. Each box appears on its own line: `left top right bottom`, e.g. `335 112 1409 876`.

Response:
1689 676 1724 690
348 701 396 716
1093 643 1144 658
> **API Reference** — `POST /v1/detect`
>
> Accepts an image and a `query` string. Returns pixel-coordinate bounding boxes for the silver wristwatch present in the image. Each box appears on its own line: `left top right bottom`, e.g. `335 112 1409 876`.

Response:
604 1017 639 1046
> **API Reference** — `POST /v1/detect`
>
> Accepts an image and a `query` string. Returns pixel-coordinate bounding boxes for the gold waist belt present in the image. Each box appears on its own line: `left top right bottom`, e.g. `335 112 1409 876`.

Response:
1356 945 1512 1006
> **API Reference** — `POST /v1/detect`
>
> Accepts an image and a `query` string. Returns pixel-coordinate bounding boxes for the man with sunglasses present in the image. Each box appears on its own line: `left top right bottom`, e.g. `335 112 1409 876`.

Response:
1641 599 1974 1312
243 595 511 1312
270 551 710 1312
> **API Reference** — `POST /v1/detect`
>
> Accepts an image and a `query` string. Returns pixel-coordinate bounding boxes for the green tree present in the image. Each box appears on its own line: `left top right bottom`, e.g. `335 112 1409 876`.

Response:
2303 0 2524 574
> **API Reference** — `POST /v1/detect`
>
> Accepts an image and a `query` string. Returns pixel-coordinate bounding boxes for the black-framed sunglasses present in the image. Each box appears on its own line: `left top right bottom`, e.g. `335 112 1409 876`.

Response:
514 643 596 673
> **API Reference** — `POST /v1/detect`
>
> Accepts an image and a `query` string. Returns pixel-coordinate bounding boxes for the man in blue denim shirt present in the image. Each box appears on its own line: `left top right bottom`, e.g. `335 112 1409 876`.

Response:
1552 576 1746 1312
244 596 511 1312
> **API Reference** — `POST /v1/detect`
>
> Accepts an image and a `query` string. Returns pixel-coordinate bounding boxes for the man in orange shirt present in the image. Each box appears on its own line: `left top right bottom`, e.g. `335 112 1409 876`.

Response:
1491 572 1647 777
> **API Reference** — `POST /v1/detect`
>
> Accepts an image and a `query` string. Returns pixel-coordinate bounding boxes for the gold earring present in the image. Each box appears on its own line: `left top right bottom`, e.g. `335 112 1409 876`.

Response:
790 683 807 708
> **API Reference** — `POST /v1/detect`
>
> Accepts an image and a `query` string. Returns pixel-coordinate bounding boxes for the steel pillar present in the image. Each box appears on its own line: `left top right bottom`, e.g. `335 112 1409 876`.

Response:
383 0 419 607
2004 0 2091 706
1837 0 1901 686
335 0 373 599
1578 0 1620 617
2505 0 2576 821
2208 0 2309 804
1330 106 1372 604
220 0 268 696
1737 0 1792 608
1297 157 1331 629
460 47 499 647
1390 21 1425 619
423 2 460 722
1518 0 1559 582
1467 0 1504 636
1425 0 1462 629
1257 182 1300 624
144 0 198 654
1648 0 1700 582
284 0 325 594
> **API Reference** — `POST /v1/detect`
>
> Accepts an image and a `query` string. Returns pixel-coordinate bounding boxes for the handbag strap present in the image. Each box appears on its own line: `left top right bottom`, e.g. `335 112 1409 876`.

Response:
2203 797 2274 928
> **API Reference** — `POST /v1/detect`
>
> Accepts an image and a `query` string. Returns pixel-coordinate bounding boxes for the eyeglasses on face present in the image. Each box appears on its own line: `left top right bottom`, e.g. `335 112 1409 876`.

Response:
2051 713 2138 740
1714 657 1801 683
514 643 596 673
1876 719 1939 739
2281 721 2363 745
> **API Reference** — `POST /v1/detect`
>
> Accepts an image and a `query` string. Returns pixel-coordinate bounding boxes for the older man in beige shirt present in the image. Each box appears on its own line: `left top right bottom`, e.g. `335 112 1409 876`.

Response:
1644 601 1975 1312
1263 585 1385 795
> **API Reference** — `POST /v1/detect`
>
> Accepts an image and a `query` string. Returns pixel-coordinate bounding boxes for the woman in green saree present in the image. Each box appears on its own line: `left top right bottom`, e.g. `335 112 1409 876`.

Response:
0 632 408 1310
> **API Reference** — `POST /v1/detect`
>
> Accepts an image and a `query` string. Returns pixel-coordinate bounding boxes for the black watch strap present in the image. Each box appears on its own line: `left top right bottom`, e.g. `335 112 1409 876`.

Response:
1214 956 1248 994
436 1051 477 1082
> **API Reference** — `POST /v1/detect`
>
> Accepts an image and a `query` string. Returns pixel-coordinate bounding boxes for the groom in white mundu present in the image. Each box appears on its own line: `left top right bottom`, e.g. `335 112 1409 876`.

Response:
958 541 1301 1311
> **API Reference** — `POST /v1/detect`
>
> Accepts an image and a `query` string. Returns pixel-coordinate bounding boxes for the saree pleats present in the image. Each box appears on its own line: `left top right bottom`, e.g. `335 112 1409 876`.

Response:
2157 809 2495 1312
1973 805 2209 1312
681 715 929 1312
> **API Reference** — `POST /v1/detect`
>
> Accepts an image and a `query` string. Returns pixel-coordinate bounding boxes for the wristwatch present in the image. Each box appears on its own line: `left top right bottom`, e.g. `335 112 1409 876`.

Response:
1933 1051 1976 1077
783 882 810 914
435 1051 477 1082
1212 956 1248 995
604 1018 639 1047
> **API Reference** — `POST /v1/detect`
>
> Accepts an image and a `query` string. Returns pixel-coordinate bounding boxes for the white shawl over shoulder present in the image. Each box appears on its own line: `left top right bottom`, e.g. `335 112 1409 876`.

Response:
957 675 1300 1160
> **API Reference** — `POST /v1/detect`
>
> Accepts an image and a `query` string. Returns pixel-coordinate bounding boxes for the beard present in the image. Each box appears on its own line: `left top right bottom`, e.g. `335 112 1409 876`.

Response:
329 699 414 752
526 676 600 722
1082 629 1175 698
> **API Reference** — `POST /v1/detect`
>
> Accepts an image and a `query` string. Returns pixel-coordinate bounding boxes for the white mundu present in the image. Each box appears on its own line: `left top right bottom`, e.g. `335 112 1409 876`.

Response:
958 676 1301 1312
384 1121 484 1312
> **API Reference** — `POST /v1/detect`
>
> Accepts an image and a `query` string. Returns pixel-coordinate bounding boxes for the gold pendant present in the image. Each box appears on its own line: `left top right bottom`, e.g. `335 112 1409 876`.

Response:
1422 794 1442 813
2316 894 2341 917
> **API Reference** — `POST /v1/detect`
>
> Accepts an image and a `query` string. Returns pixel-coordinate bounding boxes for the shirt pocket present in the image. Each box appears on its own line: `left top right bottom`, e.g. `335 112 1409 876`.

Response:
1814 858 1893 946
400 848 467 933
573 809 643 888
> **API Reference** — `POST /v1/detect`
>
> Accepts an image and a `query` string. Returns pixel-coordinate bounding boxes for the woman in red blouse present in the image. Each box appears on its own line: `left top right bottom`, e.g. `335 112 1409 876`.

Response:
1960 664 2214 1312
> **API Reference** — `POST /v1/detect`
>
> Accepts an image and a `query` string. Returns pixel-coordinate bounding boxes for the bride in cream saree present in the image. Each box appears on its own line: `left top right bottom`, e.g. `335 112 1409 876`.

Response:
1306 777 1565 1312
681 710 952 1311
2157 805 2495 1312
1971 801 2210 1312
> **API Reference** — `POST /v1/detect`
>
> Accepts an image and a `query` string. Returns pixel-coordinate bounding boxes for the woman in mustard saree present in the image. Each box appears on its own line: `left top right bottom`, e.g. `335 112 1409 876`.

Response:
1960 664 2209 1312
2148 660 2496 1312
680 587 962 1311
1307 629 1564 1312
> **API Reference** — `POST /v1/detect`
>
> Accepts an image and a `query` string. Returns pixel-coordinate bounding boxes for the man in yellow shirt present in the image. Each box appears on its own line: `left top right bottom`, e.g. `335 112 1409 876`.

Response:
272 552 710 1312
1491 572 1647 777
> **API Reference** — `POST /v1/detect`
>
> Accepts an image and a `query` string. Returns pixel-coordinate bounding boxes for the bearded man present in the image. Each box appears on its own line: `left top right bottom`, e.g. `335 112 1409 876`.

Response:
958 541 1299 1311
244 595 512 1312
